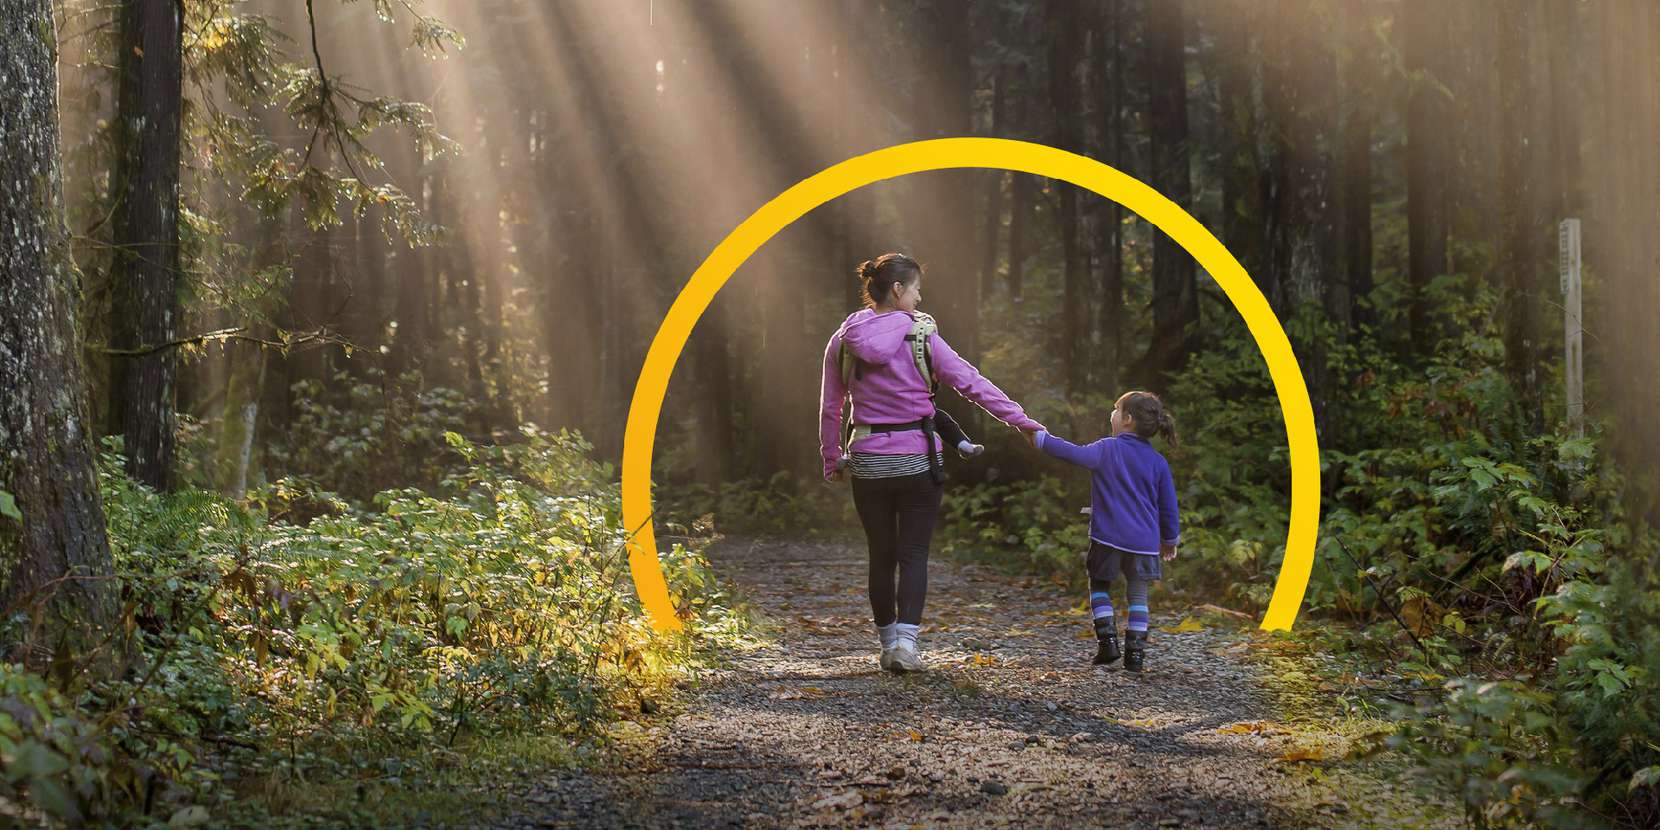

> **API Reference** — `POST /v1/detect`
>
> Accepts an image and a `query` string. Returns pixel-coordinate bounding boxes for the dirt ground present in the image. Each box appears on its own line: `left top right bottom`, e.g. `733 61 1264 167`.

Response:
496 537 1453 829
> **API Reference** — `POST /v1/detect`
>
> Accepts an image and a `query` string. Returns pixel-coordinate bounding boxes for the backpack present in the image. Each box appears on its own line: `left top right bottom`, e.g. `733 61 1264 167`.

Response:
839 313 938 451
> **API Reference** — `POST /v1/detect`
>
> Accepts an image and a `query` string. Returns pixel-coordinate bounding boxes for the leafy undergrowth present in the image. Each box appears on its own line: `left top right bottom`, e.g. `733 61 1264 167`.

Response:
0 430 755 827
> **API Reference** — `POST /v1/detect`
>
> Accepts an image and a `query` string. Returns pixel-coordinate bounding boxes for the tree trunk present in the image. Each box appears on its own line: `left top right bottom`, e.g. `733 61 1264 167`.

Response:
1497 0 1544 431
1049 0 1086 394
912 0 980 361
390 148 433 377
979 66 1006 301
1006 65 1033 303
1143 0 1197 384
1338 0 1374 332
1403 0 1450 357
1262 0 1338 430
1591 0 1660 524
1 1 120 664
1545 0 1584 225
1093 0 1126 394
1214 0 1265 289
110 0 184 491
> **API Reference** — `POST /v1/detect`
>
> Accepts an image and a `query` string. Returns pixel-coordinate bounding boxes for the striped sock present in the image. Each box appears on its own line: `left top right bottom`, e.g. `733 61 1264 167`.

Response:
1127 578 1151 632
1090 590 1116 641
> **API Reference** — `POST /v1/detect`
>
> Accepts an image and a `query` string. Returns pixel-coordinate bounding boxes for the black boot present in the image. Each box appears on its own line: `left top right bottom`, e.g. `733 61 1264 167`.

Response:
1123 630 1147 672
1092 617 1121 665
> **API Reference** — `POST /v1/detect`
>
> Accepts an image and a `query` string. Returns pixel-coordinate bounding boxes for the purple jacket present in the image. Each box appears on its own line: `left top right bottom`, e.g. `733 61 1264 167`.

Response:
1035 430 1180 555
819 309 1043 479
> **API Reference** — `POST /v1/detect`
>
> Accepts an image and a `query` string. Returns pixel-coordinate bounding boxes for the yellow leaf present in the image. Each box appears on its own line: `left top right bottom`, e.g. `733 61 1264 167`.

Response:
1076 628 1097 639
972 654 998 666
1159 617 1205 633
908 729 925 742
1277 746 1326 762
768 686 827 701
1112 717 1166 729
1216 721 1274 734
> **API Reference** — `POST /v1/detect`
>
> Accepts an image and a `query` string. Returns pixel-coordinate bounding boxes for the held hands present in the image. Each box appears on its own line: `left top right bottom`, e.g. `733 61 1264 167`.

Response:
1021 428 1040 449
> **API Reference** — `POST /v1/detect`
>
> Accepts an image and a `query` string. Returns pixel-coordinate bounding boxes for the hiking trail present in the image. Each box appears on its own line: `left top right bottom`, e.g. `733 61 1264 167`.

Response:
499 537 1451 829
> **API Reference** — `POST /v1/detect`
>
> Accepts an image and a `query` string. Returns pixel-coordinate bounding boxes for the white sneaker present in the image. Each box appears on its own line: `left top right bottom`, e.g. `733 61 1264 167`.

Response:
888 642 924 673
879 648 897 672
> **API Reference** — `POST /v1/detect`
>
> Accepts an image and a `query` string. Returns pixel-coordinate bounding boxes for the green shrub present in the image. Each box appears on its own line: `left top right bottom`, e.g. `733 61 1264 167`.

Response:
0 429 745 825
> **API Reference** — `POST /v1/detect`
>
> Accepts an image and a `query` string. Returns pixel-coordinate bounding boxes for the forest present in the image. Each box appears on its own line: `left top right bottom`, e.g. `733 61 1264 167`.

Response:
2 0 1659 827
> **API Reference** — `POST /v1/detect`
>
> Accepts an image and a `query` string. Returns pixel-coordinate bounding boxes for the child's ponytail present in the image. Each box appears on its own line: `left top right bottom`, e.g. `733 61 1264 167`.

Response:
1116 390 1178 448
1157 408 1179 449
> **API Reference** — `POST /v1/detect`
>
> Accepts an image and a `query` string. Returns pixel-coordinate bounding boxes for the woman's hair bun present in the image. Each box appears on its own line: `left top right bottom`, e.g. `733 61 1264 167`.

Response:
856 259 878 283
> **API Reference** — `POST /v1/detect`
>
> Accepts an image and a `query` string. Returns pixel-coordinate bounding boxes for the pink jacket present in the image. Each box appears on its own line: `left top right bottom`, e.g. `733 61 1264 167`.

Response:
819 309 1044 479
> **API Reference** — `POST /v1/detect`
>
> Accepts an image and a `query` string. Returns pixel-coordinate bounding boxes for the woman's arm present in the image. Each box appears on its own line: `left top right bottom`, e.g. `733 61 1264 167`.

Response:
930 332 1044 432
819 333 849 480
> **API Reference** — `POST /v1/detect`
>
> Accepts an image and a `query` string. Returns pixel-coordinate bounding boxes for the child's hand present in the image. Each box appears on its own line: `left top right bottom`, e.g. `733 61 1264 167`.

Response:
1160 543 1179 562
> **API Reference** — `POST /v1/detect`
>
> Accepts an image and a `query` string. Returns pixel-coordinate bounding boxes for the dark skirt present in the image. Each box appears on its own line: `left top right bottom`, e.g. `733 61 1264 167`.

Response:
1087 540 1163 583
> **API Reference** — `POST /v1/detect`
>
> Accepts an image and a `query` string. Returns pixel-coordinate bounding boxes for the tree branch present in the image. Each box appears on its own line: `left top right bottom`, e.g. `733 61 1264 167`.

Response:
95 327 344 357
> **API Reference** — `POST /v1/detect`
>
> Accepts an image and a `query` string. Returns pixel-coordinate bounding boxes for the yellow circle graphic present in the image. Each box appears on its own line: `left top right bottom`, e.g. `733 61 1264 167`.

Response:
622 138 1319 633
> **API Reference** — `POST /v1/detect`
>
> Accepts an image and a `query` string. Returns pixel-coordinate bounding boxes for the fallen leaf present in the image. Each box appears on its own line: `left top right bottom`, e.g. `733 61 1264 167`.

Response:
811 790 864 811
1215 721 1275 734
1112 717 1169 729
907 729 925 742
1277 746 1326 762
1159 617 1205 633
1195 603 1252 620
769 686 827 700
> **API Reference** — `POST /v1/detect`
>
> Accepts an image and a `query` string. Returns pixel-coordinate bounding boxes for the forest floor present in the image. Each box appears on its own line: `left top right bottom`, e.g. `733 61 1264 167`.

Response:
493 537 1457 829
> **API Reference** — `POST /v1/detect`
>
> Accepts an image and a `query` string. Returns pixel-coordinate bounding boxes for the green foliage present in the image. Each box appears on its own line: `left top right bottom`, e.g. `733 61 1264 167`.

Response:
1390 678 1589 829
658 470 856 540
271 372 477 500
940 475 1090 578
0 431 745 825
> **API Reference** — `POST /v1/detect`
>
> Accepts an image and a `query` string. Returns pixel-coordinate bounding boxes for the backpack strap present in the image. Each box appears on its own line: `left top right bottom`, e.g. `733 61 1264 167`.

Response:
904 312 939 399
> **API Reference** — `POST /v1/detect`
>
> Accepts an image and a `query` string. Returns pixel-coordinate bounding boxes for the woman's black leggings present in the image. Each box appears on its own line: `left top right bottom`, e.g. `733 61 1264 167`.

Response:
850 471 944 626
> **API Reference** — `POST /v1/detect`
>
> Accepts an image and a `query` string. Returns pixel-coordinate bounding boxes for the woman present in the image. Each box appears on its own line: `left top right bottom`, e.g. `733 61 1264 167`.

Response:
819 252 1044 673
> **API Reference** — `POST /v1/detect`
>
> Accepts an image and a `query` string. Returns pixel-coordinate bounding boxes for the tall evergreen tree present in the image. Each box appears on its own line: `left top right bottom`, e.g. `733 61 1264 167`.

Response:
109 0 185 491
1 0 119 661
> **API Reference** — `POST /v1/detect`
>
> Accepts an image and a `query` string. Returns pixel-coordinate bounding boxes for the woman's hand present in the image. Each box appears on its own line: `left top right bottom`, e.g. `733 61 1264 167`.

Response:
1160 543 1179 562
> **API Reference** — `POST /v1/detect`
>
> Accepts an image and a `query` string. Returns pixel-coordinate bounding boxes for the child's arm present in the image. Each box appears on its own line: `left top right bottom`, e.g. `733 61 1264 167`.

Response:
1158 461 1181 558
1033 430 1103 469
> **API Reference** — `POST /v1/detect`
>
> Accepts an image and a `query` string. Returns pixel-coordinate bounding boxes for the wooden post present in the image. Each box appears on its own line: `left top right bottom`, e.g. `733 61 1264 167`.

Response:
1559 218 1584 437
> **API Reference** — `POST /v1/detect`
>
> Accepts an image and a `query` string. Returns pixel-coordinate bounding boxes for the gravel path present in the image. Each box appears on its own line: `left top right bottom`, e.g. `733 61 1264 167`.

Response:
502 537 1438 829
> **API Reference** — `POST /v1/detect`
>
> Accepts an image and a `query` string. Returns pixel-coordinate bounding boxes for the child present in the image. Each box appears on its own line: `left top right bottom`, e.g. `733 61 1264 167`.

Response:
1029 391 1180 671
